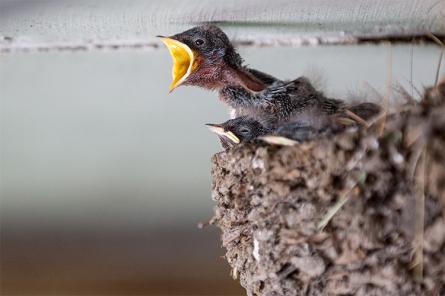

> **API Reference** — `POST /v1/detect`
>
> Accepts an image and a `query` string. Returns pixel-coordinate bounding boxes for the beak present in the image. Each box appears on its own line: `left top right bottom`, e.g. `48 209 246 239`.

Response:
205 124 241 144
158 36 197 92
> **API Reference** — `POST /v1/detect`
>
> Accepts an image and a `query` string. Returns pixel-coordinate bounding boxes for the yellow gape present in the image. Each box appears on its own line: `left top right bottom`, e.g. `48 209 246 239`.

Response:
159 37 197 92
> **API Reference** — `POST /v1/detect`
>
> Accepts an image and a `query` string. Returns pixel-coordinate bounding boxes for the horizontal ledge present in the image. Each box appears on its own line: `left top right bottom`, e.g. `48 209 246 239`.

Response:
1 0 444 53
1 32 444 54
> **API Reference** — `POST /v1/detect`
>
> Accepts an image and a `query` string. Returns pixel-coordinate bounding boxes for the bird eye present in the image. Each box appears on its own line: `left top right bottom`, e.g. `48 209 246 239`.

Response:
239 128 250 134
195 39 204 46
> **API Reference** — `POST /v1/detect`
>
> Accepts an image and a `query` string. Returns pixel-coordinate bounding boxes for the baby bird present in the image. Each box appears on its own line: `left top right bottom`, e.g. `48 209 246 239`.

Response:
206 116 334 149
207 100 381 149
159 25 377 130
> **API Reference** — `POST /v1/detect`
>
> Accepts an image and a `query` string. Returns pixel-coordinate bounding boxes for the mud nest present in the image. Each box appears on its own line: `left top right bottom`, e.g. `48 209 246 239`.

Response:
210 81 445 296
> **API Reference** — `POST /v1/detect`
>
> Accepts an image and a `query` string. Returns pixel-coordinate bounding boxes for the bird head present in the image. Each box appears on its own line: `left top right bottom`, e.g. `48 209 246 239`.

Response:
206 117 269 149
158 25 264 92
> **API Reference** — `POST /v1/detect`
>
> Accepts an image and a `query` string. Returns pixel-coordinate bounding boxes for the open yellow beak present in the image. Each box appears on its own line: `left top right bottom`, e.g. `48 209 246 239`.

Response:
206 124 241 144
159 37 197 92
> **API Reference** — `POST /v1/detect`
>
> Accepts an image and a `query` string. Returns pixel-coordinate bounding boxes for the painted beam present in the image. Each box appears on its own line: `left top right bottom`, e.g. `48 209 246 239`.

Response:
1 0 444 51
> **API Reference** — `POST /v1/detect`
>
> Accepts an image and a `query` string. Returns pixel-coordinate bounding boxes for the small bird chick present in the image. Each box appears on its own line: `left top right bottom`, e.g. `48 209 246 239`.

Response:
206 102 383 149
160 25 382 132
206 116 271 150
159 25 350 129
206 116 335 149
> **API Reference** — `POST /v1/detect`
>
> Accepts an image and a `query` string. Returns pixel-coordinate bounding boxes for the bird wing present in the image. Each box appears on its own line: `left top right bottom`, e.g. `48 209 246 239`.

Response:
262 78 344 116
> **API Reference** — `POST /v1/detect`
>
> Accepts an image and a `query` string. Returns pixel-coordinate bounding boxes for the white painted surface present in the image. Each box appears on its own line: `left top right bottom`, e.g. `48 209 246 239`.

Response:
1 0 444 51
1 44 443 227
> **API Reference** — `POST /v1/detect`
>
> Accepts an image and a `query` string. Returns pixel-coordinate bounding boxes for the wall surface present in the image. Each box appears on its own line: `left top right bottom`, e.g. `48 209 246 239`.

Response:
1 0 444 51
2 44 443 226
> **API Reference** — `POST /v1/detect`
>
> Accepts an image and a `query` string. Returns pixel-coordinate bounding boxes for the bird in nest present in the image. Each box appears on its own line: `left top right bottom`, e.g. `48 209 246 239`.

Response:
158 25 381 130
205 115 346 149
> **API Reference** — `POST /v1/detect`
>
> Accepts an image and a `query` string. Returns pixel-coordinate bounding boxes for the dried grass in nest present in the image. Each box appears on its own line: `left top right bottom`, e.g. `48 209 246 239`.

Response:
210 78 445 296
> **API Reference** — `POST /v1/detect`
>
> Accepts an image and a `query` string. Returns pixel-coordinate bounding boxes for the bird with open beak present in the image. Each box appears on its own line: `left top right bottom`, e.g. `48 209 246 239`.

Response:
159 25 381 130
158 25 260 92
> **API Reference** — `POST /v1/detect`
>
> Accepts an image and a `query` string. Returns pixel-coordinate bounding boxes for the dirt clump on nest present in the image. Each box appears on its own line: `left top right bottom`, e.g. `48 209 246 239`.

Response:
210 80 445 296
